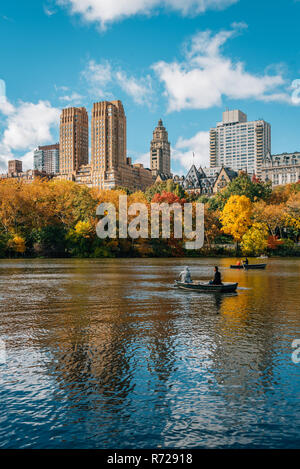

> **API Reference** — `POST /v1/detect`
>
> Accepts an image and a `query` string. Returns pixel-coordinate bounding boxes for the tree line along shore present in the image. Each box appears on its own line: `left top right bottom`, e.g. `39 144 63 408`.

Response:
0 174 299 259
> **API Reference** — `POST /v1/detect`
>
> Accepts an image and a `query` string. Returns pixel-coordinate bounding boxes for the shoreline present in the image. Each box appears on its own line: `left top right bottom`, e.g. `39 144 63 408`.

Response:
1 254 300 260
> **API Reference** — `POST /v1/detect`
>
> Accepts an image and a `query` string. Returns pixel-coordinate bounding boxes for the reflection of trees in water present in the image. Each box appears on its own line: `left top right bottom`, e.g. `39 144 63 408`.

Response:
3 258 300 444
146 317 177 384
44 263 142 412
207 269 300 406
32 260 181 425
50 319 136 414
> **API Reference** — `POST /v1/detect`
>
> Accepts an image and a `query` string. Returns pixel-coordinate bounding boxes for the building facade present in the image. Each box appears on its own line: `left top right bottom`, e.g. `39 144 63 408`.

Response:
150 119 171 178
59 107 88 175
34 144 59 174
1 160 50 182
173 165 238 196
8 159 23 176
57 101 154 192
212 166 238 194
261 152 300 186
173 166 215 195
210 110 271 178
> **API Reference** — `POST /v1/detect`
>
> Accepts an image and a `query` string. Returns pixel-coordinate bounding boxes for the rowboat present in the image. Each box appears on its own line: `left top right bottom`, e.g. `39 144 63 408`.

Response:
230 264 267 270
243 264 267 270
174 281 238 293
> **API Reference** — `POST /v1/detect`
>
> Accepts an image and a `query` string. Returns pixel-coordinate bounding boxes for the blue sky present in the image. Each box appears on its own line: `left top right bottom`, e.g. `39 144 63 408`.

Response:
0 0 300 174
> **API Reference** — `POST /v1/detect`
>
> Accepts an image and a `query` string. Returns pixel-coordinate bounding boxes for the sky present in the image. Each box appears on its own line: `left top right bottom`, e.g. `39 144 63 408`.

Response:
0 0 300 175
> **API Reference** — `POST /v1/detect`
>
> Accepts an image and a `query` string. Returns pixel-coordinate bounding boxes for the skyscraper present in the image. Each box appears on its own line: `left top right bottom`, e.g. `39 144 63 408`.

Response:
34 144 59 174
59 107 88 175
57 100 153 191
210 110 271 177
150 119 171 177
91 100 126 187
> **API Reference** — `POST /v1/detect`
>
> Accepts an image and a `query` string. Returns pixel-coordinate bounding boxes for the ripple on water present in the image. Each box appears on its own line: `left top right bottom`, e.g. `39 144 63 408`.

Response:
0 258 299 449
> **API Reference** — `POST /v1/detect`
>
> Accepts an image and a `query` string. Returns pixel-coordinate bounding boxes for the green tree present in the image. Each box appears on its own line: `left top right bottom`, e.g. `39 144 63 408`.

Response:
209 173 272 210
31 225 67 257
241 223 269 256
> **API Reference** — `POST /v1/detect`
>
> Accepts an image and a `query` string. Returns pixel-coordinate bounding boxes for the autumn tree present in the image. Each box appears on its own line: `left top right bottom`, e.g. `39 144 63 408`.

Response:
284 192 300 240
152 191 186 205
253 200 286 237
241 223 269 256
220 195 253 250
204 205 221 249
7 234 26 255
210 173 272 210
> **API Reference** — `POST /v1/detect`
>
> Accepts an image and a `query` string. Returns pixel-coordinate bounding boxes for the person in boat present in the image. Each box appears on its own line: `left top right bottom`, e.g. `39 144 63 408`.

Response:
243 257 249 266
236 260 241 266
179 266 192 284
209 266 223 285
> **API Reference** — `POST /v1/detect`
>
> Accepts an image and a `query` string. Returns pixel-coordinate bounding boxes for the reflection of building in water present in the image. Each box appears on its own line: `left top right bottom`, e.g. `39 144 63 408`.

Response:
29 261 180 417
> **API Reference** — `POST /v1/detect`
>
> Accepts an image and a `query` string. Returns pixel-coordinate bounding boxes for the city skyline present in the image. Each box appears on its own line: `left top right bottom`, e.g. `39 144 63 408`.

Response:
56 100 153 191
1 0 300 175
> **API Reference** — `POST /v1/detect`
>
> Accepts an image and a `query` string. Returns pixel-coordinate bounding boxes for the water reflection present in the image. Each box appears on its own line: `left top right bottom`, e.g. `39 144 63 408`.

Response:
0 258 299 448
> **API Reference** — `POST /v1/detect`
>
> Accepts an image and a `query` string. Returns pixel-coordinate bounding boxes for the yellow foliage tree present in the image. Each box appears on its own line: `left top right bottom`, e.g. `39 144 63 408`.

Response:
285 193 300 231
220 195 253 244
74 220 93 238
241 223 269 256
253 200 286 237
8 235 26 254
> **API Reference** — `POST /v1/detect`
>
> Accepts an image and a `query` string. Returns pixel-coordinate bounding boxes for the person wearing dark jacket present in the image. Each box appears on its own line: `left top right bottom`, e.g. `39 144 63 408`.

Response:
210 266 222 285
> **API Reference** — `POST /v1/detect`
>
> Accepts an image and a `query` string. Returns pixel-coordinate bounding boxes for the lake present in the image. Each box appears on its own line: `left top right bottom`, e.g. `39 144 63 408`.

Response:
0 258 299 449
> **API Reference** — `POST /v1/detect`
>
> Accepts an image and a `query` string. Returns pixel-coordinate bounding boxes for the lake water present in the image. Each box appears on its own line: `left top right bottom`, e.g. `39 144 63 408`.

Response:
0 258 299 449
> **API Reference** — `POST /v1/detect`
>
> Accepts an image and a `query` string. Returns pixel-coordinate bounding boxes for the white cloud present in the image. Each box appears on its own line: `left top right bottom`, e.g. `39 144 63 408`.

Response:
153 24 292 112
133 151 150 167
57 0 238 29
172 131 210 172
59 91 85 104
0 97 15 116
0 85 60 171
81 60 113 99
0 79 15 115
21 150 36 171
2 101 60 150
82 60 154 106
0 79 5 100
44 6 57 16
115 71 153 105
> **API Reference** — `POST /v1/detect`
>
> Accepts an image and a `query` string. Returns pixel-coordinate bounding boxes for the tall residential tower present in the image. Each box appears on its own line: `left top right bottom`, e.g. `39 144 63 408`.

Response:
34 144 59 174
91 100 126 187
150 119 171 177
210 110 271 177
59 107 88 175
57 100 153 191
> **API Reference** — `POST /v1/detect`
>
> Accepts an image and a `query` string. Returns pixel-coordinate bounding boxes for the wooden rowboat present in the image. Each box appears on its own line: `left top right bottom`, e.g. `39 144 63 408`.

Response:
174 281 238 293
243 263 267 270
230 264 267 270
